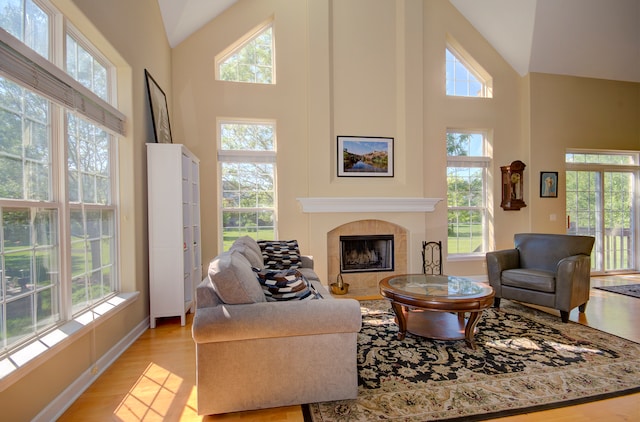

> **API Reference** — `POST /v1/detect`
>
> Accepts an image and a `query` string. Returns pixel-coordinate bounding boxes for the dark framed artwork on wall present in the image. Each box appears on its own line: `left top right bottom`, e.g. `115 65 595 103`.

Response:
540 171 558 198
337 136 394 177
145 69 173 143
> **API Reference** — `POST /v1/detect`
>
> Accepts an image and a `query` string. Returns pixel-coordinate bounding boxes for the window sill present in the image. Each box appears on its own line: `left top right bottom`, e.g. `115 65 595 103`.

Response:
0 291 139 392
447 253 486 262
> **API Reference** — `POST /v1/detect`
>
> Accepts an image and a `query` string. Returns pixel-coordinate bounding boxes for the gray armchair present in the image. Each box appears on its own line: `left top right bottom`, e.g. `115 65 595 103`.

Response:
486 233 595 322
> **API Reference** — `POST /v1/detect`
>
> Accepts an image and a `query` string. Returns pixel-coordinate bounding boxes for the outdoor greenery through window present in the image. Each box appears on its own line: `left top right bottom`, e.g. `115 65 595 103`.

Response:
447 131 490 255
217 22 274 84
219 121 276 250
0 0 118 355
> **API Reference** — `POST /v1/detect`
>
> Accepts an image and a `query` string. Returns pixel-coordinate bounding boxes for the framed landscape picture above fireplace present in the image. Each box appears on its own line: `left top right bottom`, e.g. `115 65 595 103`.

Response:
338 136 394 177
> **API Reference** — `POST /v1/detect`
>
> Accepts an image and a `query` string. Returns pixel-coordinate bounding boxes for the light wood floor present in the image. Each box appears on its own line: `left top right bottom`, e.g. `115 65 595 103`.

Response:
59 275 640 421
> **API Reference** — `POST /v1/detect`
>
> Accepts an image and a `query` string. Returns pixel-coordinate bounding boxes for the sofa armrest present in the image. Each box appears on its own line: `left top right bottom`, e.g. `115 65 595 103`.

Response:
486 249 519 283
300 255 314 269
192 298 362 344
195 277 221 309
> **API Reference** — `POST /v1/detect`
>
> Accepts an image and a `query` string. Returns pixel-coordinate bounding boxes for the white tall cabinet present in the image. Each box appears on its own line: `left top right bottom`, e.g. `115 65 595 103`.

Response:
147 143 202 328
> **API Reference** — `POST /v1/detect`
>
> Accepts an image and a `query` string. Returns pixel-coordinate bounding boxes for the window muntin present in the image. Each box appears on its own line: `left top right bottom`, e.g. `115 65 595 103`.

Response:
219 122 276 250
0 0 119 356
216 23 274 84
447 131 490 255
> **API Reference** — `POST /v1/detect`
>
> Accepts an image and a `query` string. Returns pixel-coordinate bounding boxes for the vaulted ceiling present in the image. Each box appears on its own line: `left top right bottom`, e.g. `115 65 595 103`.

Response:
157 0 640 83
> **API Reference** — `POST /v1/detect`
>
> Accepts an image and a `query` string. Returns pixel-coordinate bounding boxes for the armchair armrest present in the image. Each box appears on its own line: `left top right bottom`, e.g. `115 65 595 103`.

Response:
486 249 520 284
555 254 592 309
192 298 362 344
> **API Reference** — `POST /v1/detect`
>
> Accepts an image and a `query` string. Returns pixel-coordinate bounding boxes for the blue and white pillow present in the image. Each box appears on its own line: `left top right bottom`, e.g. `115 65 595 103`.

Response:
255 268 321 301
257 240 301 270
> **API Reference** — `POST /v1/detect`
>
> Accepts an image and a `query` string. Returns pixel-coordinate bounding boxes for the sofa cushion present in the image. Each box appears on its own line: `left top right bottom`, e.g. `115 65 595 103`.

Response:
255 268 321 301
502 268 556 293
257 240 301 270
230 243 264 270
208 250 266 304
232 236 263 261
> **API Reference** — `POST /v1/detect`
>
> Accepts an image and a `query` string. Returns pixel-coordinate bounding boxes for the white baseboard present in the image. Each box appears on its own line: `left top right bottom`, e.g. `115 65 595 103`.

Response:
33 318 149 422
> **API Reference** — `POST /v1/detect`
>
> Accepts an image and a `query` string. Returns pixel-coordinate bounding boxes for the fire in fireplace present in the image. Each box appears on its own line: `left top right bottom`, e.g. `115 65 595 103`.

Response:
339 235 394 273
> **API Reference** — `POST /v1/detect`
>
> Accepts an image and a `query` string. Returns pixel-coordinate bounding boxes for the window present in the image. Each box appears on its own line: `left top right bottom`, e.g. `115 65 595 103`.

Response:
447 131 490 255
0 0 49 59
218 121 276 250
566 151 639 273
66 32 109 101
67 114 116 313
0 0 119 357
446 39 492 98
216 21 275 84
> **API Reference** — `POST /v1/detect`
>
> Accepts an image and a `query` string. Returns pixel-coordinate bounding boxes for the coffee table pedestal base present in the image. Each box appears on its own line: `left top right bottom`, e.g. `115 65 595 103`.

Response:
393 305 483 348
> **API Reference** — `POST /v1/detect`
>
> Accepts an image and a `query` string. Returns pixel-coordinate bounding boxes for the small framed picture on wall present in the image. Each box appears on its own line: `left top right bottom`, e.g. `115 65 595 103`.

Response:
540 171 558 198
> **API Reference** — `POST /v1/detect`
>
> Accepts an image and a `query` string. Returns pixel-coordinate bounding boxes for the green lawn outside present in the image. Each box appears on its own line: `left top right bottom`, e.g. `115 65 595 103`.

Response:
222 228 274 251
448 223 483 254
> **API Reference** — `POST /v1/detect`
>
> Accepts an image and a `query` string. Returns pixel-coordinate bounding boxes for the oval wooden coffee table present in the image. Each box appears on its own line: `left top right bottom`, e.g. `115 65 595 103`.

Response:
379 274 495 348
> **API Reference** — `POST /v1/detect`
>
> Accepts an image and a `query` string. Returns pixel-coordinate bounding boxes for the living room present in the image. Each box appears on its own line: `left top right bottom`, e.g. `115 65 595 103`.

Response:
0 0 639 420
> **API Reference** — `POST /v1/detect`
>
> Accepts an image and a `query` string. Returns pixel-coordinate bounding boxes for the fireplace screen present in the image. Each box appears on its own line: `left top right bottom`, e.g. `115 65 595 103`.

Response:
340 235 394 273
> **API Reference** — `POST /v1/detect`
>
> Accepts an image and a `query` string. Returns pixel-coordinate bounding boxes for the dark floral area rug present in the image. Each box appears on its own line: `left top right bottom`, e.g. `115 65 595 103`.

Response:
594 283 640 299
304 300 640 421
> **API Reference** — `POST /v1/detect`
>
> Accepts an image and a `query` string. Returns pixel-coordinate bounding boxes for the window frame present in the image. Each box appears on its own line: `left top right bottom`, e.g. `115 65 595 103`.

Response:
445 36 493 98
565 149 640 274
217 119 277 251
215 19 276 85
446 130 491 258
0 0 124 381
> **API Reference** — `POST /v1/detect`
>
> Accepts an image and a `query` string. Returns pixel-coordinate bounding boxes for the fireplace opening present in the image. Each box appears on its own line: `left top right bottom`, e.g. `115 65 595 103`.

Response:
340 235 394 273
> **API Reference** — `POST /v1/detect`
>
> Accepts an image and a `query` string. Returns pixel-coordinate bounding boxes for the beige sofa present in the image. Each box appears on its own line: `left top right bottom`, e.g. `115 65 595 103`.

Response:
192 237 362 415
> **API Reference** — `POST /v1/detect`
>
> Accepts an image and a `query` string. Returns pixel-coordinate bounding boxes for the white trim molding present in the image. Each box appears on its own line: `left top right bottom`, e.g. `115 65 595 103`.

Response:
296 197 443 213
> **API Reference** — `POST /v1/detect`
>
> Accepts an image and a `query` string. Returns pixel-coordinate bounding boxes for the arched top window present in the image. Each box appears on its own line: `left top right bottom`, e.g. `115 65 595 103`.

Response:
216 20 275 84
446 36 492 98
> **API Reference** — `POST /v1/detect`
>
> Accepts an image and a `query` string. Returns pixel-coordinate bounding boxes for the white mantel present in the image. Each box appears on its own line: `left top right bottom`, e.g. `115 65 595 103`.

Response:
296 197 443 213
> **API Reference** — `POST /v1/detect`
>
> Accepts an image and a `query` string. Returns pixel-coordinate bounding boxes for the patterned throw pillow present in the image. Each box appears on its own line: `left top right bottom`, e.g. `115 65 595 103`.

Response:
257 240 301 270
255 268 321 301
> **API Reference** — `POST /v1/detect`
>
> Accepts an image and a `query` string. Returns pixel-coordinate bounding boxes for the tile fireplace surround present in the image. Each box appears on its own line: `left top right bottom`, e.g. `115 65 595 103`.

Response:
327 219 407 293
297 197 442 295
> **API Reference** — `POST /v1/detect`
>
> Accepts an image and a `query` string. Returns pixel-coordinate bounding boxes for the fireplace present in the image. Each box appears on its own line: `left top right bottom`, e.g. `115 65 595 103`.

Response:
328 220 407 292
340 235 394 273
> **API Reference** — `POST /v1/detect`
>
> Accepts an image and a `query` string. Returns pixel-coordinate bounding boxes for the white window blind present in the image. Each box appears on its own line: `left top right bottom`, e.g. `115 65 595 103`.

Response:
0 27 125 135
